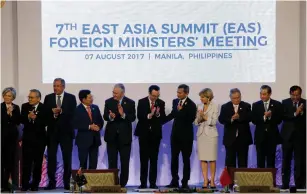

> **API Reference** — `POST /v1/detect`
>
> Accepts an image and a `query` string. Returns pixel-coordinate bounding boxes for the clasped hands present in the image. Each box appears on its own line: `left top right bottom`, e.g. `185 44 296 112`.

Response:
198 110 208 121
52 106 62 117
109 103 125 119
28 111 37 120
295 103 304 115
148 106 160 119
7 105 13 116
89 123 100 131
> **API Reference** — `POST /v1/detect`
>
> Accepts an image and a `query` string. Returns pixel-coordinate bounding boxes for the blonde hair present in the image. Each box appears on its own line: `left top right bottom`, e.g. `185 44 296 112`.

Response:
199 88 214 101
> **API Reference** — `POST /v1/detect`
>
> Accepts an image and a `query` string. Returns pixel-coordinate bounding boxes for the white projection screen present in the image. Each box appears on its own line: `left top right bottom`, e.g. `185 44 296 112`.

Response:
41 1 275 83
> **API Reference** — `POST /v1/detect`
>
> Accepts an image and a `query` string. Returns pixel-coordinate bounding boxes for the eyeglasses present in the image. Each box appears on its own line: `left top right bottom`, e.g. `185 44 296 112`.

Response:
28 96 37 99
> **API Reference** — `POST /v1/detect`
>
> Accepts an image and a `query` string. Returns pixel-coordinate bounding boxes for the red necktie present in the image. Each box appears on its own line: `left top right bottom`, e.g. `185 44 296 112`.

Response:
86 106 92 122
151 101 155 110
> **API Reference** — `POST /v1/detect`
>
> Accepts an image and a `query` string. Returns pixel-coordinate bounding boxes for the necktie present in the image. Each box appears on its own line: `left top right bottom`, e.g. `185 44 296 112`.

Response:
57 95 62 107
294 102 298 108
234 105 238 113
179 100 183 106
264 102 268 112
86 106 92 122
151 101 155 110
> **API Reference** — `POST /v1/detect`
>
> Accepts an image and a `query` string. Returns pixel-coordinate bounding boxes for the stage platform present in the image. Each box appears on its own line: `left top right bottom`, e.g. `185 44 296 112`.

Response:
8 186 307 193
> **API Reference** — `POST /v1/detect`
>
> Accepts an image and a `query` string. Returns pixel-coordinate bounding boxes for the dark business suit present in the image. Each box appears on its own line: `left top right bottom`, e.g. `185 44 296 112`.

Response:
73 104 104 169
1 102 20 189
134 97 166 186
219 101 252 168
44 92 76 187
165 97 197 185
20 102 47 189
251 99 282 168
103 97 136 187
281 98 306 188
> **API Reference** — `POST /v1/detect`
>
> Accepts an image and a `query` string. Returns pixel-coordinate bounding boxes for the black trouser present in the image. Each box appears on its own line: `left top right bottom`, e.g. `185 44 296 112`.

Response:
1 138 18 189
107 137 131 187
282 132 306 188
256 132 277 168
225 138 249 168
21 141 45 188
138 136 161 186
78 144 99 170
170 138 193 185
47 136 73 186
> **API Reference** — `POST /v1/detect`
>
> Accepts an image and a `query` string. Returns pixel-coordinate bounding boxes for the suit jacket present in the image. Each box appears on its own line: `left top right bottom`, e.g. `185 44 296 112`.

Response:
195 102 219 138
281 98 306 142
20 102 47 144
73 104 104 148
103 97 136 144
1 102 20 141
134 97 166 139
44 92 77 139
165 97 197 142
251 99 282 145
219 101 253 146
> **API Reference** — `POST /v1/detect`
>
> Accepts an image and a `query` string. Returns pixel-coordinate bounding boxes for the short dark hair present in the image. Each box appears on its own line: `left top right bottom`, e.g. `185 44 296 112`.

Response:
260 85 272 94
53 78 66 87
79 90 91 102
30 89 41 99
149 85 160 93
289 85 302 94
178 84 189 94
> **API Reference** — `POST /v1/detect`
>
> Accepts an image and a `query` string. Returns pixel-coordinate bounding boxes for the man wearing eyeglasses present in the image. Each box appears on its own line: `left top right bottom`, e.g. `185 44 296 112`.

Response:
281 86 306 190
134 85 166 189
20 89 47 191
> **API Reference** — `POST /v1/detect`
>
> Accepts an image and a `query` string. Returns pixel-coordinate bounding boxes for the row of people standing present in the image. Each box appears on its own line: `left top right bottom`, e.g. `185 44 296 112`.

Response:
1 79 305 192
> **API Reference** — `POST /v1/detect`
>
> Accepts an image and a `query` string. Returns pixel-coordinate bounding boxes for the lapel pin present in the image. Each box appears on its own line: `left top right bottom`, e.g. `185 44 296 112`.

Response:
240 108 242 110
271 104 273 107
124 102 126 105
185 102 187 105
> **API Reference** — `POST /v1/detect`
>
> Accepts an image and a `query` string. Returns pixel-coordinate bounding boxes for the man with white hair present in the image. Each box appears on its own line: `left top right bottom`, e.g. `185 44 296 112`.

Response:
103 83 136 187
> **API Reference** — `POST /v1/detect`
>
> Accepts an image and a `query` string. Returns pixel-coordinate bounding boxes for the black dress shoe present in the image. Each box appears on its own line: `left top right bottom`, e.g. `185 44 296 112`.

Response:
31 187 38 191
150 184 158 189
21 187 29 191
281 185 289 190
64 185 70 190
166 183 179 188
181 184 189 189
44 184 56 190
138 185 147 189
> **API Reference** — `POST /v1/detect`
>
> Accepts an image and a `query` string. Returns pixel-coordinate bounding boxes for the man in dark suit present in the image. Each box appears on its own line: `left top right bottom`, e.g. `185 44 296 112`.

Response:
20 89 47 191
134 85 166 189
44 78 77 190
165 84 197 189
281 85 306 189
252 85 282 168
1 87 20 192
219 88 252 168
73 90 104 169
103 83 136 187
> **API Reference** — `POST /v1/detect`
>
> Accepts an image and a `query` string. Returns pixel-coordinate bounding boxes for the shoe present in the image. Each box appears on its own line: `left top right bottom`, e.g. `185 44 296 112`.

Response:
44 183 56 190
21 187 29 191
181 184 189 189
31 187 38 191
64 185 70 190
202 180 209 189
138 185 147 189
166 183 179 188
150 184 158 189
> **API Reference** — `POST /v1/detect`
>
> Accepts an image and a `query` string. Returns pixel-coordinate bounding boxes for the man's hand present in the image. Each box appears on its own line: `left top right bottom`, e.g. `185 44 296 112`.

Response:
296 104 304 115
155 106 160 116
52 107 61 114
232 112 240 120
118 104 124 116
109 110 116 119
264 110 272 118
90 124 100 131
28 111 37 120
